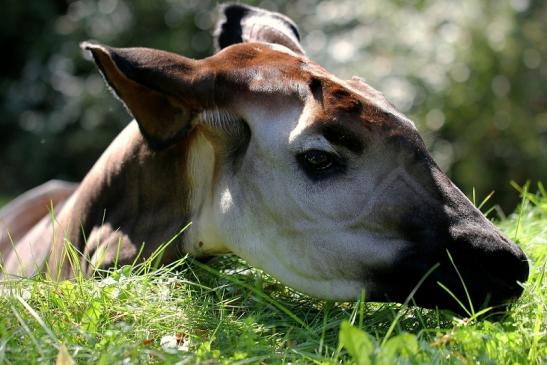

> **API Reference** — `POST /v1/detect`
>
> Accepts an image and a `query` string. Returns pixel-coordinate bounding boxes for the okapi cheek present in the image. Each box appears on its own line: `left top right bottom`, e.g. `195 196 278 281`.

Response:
354 166 440 231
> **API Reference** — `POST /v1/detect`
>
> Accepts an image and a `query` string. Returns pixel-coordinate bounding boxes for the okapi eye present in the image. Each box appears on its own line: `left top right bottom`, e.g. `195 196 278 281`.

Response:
297 149 344 179
302 150 333 170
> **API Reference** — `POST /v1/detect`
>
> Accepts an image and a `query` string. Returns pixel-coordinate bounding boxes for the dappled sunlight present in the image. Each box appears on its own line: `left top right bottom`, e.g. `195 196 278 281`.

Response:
2 0 545 209
0 3 542 257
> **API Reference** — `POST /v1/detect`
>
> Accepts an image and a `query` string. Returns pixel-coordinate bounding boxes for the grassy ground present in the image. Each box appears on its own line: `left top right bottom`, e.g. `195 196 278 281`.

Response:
0 184 545 364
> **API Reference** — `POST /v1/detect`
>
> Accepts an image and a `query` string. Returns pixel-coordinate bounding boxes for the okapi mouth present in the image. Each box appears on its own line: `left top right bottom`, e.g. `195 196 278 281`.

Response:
365 227 529 316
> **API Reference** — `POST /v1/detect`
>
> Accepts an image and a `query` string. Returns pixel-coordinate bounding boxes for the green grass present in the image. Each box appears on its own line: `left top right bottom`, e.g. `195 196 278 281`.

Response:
0 184 545 364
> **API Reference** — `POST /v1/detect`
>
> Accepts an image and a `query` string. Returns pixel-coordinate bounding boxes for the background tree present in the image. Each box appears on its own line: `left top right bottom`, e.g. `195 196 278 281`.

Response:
1 0 545 212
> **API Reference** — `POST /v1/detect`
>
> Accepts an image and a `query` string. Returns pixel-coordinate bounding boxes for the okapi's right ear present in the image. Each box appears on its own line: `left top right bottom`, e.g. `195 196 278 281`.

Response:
81 42 212 149
214 4 305 55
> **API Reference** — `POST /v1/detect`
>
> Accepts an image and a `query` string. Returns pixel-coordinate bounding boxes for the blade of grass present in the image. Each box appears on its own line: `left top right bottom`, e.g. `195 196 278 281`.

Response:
478 190 495 211
134 222 192 275
436 282 471 317
10 306 46 358
528 260 546 362
16 295 59 344
511 181 530 242
192 259 310 330
381 262 440 346
446 249 475 315
472 187 476 206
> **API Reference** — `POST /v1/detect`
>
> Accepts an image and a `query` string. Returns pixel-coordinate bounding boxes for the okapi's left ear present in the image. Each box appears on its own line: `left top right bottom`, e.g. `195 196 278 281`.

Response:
214 4 305 55
82 42 213 149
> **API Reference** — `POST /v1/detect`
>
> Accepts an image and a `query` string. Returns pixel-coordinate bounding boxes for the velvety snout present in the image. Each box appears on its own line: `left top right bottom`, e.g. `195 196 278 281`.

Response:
394 166 530 315
365 174 530 315
402 218 529 315
377 230 529 315
441 229 529 310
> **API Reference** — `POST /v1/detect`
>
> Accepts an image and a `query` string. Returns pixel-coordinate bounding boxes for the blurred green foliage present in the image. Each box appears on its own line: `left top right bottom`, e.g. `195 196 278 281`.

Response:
1 0 545 212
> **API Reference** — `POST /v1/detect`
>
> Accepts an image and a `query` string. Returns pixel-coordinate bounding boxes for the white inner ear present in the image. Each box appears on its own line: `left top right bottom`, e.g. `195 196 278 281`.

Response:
185 128 231 256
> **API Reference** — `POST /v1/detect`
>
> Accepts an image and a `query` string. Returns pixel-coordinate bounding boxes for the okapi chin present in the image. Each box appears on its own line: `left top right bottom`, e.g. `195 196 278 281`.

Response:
0 4 528 316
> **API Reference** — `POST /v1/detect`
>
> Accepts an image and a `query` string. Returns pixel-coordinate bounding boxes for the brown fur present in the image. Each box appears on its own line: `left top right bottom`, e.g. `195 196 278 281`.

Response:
0 6 528 314
0 43 470 278
0 180 77 259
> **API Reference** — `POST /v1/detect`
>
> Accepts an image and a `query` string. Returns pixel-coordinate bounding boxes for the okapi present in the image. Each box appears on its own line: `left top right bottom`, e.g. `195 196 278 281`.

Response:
0 4 528 314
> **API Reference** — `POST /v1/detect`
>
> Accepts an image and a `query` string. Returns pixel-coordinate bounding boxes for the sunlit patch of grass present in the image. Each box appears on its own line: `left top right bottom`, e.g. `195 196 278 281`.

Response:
0 184 545 364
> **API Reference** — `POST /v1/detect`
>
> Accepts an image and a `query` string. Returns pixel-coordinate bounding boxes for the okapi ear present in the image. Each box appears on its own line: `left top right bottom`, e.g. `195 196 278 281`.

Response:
81 42 212 149
214 3 305 55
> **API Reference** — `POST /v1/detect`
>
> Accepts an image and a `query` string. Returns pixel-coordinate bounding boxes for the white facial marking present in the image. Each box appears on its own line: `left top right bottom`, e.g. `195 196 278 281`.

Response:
219 189 233 214
186 85 431 300
186 129 229 255
288 99 315 143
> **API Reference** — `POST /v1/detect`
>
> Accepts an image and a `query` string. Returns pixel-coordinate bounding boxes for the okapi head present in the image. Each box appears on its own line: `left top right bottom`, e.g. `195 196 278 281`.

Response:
4 4 527 314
